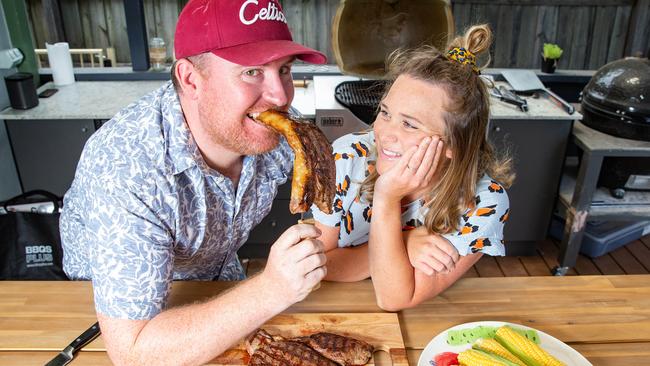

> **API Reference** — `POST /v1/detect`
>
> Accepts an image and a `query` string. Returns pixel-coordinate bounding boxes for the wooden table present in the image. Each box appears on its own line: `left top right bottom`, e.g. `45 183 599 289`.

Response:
1 275 649 365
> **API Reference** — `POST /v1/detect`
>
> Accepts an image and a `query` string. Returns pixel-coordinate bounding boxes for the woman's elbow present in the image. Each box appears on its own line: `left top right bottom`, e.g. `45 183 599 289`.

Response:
375 289 444 311
377 300 406 312
377 296 404 312
375 296 416 312
376 297 416 311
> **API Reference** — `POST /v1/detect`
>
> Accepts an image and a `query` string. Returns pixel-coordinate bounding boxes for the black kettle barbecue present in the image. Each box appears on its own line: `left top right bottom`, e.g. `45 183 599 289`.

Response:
581 56 650 140
580 54 650 198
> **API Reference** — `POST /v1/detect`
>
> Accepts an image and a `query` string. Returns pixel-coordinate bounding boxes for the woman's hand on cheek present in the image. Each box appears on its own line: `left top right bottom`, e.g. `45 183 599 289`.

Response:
374 136 445 202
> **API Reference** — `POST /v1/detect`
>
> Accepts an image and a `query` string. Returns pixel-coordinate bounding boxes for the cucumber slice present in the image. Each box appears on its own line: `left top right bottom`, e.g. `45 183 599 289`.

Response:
446 325 540 345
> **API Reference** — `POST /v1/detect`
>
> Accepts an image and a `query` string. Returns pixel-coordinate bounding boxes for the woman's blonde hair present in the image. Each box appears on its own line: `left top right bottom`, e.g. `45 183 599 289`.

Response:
360 24 514 234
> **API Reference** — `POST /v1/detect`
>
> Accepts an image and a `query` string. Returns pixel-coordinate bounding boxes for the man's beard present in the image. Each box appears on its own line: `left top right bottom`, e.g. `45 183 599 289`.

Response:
199 107 279 155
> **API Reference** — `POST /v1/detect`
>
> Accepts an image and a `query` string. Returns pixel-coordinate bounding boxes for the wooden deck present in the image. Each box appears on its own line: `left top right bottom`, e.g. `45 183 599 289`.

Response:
241 234 650 277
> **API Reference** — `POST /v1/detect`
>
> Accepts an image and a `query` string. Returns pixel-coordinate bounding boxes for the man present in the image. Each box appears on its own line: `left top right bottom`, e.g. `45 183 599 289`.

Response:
59 0 328 364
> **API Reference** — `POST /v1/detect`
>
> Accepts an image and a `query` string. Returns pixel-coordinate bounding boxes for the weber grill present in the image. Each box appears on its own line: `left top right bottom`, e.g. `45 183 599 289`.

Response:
323 0 454 128
334 80 387 124
580 55 650 196
581 57 650 141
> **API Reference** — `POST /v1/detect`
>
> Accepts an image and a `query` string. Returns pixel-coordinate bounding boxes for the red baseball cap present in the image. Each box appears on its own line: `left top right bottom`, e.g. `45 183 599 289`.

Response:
174 0 327 65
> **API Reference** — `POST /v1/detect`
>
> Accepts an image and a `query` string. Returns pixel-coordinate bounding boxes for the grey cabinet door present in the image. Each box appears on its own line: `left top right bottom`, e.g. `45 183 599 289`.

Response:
240 180 300 258
488 119 572 245
6 119 96 197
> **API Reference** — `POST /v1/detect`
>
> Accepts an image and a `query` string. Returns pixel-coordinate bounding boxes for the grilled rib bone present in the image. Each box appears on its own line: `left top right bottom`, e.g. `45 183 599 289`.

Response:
252 110 335 214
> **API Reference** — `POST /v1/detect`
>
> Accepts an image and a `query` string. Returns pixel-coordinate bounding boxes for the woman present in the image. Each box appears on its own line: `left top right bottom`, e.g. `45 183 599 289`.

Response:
310 24 514 311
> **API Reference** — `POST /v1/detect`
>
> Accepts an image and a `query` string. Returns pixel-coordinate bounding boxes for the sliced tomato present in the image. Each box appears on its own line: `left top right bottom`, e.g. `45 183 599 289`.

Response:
433 352 459 366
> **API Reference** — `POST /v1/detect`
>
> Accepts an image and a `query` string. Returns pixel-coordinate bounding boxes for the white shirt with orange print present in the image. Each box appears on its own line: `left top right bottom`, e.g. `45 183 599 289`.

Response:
311 131 509 257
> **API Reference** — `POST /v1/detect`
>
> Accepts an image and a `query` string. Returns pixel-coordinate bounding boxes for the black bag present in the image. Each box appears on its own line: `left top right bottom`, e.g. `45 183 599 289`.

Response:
0 190 68 280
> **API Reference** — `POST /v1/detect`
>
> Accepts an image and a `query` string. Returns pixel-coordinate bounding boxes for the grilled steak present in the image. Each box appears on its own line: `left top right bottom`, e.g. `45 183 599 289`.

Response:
249 340 339 366
252 110 336 214
246 329 275 356
293 332 374 366
246 329 373 366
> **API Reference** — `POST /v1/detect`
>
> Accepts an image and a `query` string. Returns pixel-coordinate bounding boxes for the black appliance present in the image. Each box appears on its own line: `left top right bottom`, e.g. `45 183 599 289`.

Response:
580 56 650 197
334 80 387 124
4 72 38 110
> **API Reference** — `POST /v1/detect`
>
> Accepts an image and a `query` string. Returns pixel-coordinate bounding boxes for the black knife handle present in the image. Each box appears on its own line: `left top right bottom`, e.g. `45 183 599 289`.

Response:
67 322 101 352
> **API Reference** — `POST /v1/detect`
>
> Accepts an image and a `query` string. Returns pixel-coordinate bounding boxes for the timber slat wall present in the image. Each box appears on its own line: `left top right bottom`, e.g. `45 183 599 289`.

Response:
451 0 646 69
26 0 649 69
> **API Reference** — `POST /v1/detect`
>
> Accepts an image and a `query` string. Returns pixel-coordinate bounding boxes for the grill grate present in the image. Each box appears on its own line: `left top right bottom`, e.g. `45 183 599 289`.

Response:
334 80 387 124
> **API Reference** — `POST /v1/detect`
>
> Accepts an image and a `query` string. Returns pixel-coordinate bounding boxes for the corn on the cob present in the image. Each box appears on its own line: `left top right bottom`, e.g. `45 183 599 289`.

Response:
473 338 526 366
494 326 566 366
458 349 521 366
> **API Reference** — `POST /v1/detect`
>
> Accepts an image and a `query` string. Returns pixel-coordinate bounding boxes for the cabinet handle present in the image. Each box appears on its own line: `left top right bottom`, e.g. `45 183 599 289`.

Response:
494 126 501 132
270 220 277 228
81 127 88 132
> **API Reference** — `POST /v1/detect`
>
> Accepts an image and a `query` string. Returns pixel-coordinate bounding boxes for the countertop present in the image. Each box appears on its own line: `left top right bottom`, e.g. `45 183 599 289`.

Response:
0 80 317 121
0 81 163 120
312 75 581 121
1 275 648 365
0 79 581 121
487 81 581 120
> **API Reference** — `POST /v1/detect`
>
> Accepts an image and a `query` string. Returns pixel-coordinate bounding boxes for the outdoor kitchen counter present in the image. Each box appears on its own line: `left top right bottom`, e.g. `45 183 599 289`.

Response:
488 81 582 120
0 80 581 121
0 80 317 120
0 275 648 365
0 81 164 120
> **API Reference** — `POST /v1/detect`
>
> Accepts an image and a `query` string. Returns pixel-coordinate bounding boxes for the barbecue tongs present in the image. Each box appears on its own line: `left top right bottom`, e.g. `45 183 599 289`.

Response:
490 86 528 112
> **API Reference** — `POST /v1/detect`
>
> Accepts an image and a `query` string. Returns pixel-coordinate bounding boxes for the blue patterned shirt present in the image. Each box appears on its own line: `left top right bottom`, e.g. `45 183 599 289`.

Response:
60 81 292 320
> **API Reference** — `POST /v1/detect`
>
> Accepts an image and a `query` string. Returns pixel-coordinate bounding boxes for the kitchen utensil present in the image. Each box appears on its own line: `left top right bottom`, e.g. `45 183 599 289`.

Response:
501 69 575 114
44 322 100 366
489 85 528 112
212 313 408 365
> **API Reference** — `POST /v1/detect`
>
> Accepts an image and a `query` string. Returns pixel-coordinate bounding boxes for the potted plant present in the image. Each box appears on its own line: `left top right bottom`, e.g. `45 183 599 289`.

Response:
541 43 563 73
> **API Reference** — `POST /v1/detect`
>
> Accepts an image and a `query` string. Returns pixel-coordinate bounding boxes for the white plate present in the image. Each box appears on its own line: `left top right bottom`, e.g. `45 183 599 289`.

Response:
417 321 592 366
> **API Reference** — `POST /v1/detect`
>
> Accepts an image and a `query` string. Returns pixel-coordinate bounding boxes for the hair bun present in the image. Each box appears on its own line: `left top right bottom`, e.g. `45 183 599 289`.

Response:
447 24 493 69
464 25 492 55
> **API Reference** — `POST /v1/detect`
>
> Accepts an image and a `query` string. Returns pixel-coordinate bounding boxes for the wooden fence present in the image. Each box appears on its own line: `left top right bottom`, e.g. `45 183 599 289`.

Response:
26 0 649 70
452 0 649 69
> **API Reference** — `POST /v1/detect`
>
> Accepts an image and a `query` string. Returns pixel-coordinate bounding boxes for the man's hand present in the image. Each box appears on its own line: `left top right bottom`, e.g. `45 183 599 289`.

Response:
404 227 459 275
261 224 327 305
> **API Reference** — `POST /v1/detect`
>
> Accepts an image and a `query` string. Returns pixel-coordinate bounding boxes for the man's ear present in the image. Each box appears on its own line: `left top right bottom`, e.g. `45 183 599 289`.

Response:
175 59 200 100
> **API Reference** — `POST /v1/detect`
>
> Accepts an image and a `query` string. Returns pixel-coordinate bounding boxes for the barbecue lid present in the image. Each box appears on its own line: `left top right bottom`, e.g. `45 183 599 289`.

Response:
331 0 454 78
582 56 650 122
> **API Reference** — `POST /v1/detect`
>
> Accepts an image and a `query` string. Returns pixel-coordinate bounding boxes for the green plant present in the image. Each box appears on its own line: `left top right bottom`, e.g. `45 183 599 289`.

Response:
542 43 563 60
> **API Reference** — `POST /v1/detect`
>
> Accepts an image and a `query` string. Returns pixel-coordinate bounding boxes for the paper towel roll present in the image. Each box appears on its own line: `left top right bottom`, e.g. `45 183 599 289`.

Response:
46 42 75 86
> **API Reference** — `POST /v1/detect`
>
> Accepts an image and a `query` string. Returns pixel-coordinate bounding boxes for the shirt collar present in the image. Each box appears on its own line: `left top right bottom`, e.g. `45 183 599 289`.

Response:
160 82 203 175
